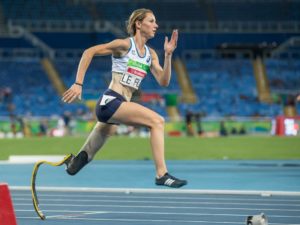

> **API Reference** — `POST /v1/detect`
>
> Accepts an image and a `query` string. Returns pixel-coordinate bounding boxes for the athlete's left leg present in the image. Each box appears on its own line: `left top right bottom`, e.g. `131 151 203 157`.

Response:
109 101 187 188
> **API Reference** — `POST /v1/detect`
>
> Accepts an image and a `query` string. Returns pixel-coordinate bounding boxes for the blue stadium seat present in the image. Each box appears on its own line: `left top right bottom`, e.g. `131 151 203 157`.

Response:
0 60 87 116
184 59 282 117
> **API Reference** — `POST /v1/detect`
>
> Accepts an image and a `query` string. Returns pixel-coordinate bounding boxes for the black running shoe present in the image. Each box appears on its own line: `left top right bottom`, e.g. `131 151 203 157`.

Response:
155 173 187 188
66 151 89 176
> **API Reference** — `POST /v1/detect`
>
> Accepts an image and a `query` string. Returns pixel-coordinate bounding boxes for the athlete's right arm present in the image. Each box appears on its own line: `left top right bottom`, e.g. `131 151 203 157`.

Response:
62 39 129 103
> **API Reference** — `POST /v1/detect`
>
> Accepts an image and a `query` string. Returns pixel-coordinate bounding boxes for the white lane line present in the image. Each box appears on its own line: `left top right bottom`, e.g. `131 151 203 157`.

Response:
14 203 300 212
13 197 300 207
15 216 245 224
10 186 300 196
45 211 108 219
12 193 300 203
15 216 300 225
15 209 300 218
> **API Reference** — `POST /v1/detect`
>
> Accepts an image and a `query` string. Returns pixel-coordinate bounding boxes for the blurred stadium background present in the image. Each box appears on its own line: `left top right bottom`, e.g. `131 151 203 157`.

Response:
0 0 300 159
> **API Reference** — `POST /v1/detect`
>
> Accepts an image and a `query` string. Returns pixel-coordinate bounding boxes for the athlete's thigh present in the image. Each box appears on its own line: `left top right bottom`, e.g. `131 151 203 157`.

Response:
108 102 161 127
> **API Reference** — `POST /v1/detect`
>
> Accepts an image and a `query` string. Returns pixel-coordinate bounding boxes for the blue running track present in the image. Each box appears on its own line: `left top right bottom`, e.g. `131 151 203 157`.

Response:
1 160 300 225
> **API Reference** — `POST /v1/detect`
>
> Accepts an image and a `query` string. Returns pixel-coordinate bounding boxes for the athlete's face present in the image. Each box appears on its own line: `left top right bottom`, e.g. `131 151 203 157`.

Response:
138 13 158 38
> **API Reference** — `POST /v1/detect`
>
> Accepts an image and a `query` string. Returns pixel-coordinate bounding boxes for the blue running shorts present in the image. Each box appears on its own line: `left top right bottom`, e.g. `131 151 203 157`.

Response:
95 89 126 123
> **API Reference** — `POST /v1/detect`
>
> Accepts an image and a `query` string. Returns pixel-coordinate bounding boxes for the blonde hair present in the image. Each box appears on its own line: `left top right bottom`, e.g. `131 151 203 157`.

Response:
126 8 153 36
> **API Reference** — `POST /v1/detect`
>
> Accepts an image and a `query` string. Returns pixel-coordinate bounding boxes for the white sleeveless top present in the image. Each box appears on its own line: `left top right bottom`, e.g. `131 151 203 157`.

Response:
112 37 152 90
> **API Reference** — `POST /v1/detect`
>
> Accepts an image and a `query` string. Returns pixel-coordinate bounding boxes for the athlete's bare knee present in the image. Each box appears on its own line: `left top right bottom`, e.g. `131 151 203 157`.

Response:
150 115 165 130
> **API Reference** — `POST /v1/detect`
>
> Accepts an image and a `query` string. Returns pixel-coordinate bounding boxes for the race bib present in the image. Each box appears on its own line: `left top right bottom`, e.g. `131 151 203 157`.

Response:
120 59 149 89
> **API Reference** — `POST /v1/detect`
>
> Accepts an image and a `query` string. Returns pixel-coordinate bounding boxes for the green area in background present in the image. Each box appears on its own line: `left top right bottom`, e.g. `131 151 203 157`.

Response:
166 120 271 133
0 119 272 135
0 136 299 160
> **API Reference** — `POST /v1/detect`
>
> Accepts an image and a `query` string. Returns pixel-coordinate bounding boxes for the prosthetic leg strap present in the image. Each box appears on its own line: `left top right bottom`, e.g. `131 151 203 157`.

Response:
31 154 73 220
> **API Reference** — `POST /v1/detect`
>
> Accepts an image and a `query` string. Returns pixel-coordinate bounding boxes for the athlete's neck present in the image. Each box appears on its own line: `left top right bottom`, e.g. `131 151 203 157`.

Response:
133 35 147 54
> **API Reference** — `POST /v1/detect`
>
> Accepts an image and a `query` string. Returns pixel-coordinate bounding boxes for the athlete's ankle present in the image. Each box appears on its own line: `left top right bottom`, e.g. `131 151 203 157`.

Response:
156 172 167 179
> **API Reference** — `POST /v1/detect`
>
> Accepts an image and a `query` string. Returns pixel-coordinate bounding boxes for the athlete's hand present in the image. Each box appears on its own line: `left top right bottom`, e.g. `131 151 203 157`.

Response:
297 95 300 101
62 83 82 103
164 29 178 56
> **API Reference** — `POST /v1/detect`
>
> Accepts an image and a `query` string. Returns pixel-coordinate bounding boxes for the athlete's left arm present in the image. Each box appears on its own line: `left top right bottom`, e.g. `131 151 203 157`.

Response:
150 29 178 87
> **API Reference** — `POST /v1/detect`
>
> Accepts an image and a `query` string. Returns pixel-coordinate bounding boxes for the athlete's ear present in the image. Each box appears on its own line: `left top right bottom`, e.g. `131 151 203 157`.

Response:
135 20 142 30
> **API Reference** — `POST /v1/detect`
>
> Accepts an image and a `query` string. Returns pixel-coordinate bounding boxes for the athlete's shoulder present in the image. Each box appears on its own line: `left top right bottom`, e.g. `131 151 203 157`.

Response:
110 38 131 50
148 47 158 59
109 38 131 57
148 47 155 53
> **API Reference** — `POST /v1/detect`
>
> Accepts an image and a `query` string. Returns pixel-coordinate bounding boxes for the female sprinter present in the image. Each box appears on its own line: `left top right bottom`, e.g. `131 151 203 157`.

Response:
62 8 187 188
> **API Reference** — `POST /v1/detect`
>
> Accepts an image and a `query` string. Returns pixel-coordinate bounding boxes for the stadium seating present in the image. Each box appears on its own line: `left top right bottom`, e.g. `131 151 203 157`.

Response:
0 0 298 119
3 0 299 22
3 58 296 118
33 32 116 49
266 59 300 91
0 60 87 116
13 31 294 57
0 37 33 48
92 1 207 22
162 33 295 53
1 0 91 20
183 59 282 117
211 1 300 21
